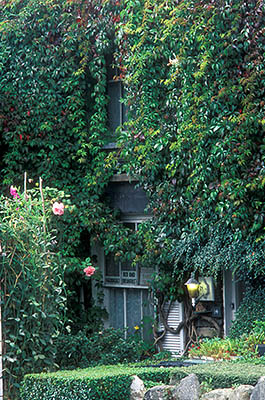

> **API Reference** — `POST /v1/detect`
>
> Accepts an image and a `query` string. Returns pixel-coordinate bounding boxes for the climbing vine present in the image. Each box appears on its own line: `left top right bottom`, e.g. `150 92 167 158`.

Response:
117 0 265 279
0 0 264 394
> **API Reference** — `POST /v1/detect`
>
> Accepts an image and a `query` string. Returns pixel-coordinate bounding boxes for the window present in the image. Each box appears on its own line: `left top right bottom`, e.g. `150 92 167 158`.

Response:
107 55 128 137
108 287 154 339
104 217 153 288
103 217 154 340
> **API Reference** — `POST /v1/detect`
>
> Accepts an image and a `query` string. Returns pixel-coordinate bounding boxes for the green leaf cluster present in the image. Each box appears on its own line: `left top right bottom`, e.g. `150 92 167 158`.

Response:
229 287 265 338
117 0 265 279
0 3 264 397
1 0 263 293
0 185 67 397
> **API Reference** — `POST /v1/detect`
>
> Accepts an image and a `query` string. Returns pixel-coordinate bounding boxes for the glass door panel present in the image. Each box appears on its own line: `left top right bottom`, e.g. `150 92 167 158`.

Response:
109 288 124 330
126 289 142 335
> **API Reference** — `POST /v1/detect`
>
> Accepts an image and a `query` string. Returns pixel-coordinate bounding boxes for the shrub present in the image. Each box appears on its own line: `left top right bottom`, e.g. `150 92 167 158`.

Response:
20 362 265 399
54 328 153 369
188 337 243 360
172 362 265 388
0 184 67 398
229 288 265 338
250 321 265 344
20 365 172 400
188 325 265 361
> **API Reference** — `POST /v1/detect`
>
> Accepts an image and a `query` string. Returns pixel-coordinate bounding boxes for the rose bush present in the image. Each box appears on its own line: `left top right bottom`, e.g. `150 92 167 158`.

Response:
0 181 68 397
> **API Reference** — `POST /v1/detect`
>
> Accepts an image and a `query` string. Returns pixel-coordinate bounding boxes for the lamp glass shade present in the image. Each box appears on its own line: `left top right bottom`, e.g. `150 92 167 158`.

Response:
185 277 199 299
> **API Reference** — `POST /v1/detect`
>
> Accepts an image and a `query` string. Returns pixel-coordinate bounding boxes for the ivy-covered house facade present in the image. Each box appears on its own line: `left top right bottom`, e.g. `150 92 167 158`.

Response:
88 0 264 353
0 1 264 389
91 176 250 354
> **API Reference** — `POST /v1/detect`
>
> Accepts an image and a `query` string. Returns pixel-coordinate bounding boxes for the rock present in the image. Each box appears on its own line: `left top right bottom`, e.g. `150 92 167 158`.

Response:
143 385 174 400
229 385 254 400
201 388 233 400
130 375 145 400
172 374 200 400
250 376 265 400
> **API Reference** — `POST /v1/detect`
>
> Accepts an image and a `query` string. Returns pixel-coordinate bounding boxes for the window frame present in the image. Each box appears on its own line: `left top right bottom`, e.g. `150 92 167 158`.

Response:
106 56 128 140
103 215 152 289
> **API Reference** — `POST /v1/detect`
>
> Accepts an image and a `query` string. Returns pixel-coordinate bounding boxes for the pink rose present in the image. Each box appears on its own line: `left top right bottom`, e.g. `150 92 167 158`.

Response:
10 186 20 199
84 266 96 277
52 202 64 216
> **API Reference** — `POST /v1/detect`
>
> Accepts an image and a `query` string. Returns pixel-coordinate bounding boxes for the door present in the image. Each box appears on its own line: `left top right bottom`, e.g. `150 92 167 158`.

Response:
107 287 154 341
223 270 245 336
159 301 185 356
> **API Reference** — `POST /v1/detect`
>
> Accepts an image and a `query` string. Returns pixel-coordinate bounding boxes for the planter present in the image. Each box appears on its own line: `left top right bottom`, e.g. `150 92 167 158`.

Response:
256 344 265 356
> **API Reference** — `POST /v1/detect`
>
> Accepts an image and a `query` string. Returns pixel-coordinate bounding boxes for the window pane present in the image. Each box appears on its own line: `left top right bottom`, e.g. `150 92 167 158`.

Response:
126 288 141 335
108 81 121 132
109 288 124 330
142 290 154 342
105 254 119 276
121 262 137 285
123 222 135 231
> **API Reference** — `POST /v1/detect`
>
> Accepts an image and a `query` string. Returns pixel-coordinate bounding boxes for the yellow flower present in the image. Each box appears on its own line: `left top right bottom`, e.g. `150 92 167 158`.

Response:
134 325 140 331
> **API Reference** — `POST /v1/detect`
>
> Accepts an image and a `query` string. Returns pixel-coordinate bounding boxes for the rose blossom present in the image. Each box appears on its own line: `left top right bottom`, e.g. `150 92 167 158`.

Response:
10 186 20 199
52 202 64 216
84 266 96 277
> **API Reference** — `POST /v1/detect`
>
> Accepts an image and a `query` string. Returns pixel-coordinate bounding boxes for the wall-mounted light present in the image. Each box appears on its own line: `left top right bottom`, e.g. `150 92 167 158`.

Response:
185 276 213 307
185 277 200 307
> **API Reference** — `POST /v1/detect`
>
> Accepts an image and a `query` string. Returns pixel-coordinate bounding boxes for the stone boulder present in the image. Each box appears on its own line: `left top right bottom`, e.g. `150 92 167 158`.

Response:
144 385 174 400
250 376 265 400
229 385 254 400
130 375 145 400
201 388 233 400
172 374 200 400
130 372 263 400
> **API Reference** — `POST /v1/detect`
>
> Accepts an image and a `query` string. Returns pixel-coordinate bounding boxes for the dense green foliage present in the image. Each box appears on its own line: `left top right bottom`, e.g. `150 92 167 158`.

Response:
171 361 265 387
117 0 265 281
20 365 171 400
229 287 265 338
54 328 152 369
0 0 264 396
0 0 263 302
20 362 265 399
0 184 67 396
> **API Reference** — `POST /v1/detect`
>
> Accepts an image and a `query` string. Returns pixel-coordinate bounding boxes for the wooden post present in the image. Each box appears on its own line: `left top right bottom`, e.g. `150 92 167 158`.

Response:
39 177 46 235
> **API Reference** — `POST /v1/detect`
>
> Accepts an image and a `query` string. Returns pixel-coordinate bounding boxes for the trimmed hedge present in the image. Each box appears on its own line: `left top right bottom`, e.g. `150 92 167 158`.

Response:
20 365 172 400
20 362 265 399
173 362 265 389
